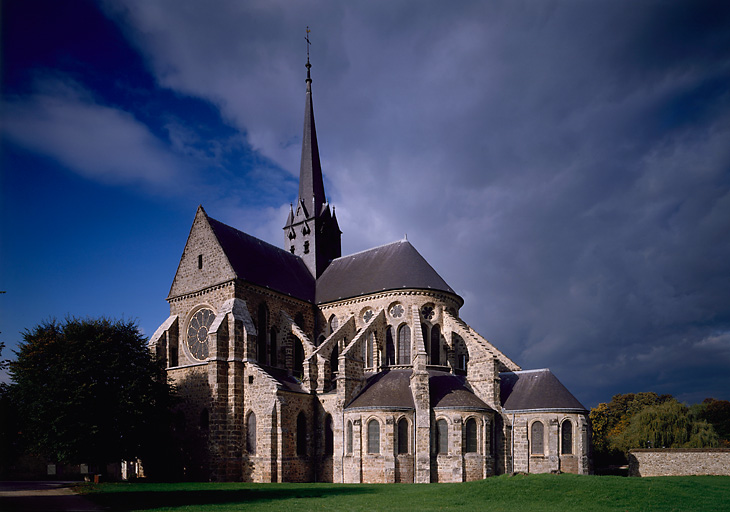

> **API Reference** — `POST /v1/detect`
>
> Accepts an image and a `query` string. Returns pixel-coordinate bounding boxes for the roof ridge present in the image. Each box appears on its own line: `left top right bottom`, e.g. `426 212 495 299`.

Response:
501 368 550 375
334 239 408 261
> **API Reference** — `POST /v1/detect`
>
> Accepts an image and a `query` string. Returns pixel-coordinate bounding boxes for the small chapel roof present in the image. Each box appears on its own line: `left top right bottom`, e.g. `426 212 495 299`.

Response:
345 369 415 410
429 369 493 410
315 239 460 304
345 368 492 411
499 368 587 412
207 216 315 302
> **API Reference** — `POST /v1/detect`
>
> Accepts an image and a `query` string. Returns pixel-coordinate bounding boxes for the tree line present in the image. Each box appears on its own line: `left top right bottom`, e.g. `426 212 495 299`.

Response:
589 392 730 469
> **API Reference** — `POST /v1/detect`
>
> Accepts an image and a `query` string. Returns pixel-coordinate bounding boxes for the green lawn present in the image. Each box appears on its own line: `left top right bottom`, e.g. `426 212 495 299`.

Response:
78 473 730 512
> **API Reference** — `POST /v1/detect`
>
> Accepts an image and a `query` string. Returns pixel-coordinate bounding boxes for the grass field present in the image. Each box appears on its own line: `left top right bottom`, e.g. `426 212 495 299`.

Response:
77 473 730 512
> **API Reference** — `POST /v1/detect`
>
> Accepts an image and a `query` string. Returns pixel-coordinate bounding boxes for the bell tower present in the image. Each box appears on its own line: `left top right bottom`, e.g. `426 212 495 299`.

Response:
284 39 341 277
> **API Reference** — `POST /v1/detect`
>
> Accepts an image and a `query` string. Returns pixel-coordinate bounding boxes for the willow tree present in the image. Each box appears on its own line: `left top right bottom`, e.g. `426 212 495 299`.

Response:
611 399 719 453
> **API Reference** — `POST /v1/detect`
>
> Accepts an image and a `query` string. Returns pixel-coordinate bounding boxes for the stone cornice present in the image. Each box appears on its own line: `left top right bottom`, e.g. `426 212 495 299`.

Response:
318 289 462 310
167 280 235 303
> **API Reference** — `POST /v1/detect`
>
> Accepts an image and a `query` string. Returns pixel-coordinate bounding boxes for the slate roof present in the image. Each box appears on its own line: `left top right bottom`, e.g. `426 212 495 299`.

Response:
345 369 492 411
346 369 415 410
207 216 315 302
499 369 587 412
316 240 460 304
429 369 492 410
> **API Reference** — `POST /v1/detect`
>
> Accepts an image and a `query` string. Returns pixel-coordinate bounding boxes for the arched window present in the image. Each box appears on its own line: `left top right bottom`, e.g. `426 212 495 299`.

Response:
465 418 477 453
366 332 374 368
270 328 277 367
385 327 395 365
247 411 256 455
294 339 304 378
329 315 339 333
346 420 353 454
296 412 307 456
169 342 178 367
397 325 411 364
200 408 209 431
294 312 305 330
531 421 544 455
561 420 573 455
397 418 409 454
330 343 339 374
367 419 380 454
324 415 334 456
257 303 268 364
436 419 448 454
430 325 441 365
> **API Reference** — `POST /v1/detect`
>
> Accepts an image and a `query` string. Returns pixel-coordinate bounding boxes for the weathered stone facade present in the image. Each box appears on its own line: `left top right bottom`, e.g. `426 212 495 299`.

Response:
148 60 591 482
628 449 730 477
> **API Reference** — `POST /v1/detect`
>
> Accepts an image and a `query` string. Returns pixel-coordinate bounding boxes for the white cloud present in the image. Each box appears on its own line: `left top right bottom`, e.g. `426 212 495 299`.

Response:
1 77 187 190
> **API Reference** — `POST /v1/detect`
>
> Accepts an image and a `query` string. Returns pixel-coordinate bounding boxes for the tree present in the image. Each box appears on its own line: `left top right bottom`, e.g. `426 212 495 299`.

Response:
8 318 175 474
694 398 730 446
590 392 674 466
611 399 718 452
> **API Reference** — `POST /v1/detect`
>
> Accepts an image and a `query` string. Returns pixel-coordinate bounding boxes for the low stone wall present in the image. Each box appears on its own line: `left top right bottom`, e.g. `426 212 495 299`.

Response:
629 449 730 477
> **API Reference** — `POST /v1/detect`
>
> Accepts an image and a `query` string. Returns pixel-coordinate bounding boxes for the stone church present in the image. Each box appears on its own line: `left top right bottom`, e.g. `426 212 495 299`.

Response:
149 58 591 483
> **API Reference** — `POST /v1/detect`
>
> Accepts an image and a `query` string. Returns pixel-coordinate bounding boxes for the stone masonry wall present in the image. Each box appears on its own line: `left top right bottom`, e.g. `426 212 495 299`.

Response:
629 449 730 477
506 412 589 475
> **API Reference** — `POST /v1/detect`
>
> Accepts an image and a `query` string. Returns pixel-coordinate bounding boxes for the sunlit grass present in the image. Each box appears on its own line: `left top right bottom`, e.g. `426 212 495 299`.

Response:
78 473 730 512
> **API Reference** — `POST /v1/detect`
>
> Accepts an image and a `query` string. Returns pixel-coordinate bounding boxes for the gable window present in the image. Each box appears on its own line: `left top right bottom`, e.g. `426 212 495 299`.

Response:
366 332 374 368
294 339 304 379
296 412 307 456
270 328 277 367
330 343 339 389
397 418 409 454
465 418 477 453
257 303 268 365
397 325 411 364
367 419 380 454
346 420 353 454
198 254 203 269
561 420 573 455
247 412 256 455
436 419 448 454
385 327 395 365
430 325 441 365
531 421 544 455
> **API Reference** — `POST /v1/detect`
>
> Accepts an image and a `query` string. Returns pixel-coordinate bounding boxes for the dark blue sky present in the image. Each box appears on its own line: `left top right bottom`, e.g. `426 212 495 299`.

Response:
2 0 729 408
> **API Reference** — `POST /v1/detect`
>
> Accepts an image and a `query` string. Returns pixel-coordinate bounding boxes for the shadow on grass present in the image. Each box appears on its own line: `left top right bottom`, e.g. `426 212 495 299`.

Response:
84 486 375 511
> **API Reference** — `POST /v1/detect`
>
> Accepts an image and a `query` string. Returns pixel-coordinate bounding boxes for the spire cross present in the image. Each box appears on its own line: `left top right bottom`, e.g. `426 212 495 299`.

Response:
305 26 311 62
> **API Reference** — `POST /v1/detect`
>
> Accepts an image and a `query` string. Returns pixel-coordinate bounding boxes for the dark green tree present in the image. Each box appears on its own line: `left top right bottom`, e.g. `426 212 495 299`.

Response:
8 318 175 475
694 398 730 446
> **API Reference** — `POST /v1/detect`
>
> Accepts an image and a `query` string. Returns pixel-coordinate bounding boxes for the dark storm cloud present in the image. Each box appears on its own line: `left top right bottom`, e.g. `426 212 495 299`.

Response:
93 0 730 406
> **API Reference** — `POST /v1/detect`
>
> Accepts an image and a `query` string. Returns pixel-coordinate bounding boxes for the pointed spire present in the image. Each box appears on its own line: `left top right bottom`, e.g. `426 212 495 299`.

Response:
298 32 326 219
